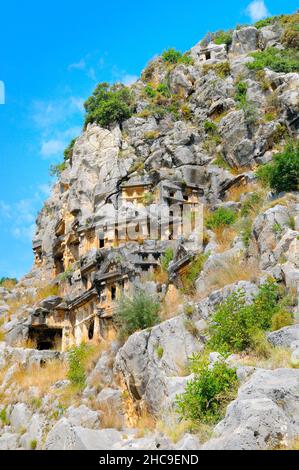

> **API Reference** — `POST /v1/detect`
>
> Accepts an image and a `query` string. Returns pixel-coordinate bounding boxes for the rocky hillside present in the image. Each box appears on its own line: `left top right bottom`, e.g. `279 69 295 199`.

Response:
0 12 299 450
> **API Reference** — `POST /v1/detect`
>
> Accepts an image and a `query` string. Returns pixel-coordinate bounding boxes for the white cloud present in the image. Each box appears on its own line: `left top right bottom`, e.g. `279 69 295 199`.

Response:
121 74 139 86
0 187 50 243
246 0 270 22
41 139 66 158
68 59 86 70
32 96 84 129
40 126 82 159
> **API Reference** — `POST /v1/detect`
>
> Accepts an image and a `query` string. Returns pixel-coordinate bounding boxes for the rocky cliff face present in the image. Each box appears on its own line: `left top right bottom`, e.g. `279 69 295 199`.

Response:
0 13 299 450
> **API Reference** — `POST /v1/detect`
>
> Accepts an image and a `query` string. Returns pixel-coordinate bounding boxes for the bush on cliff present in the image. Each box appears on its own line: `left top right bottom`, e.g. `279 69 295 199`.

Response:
176 356 238 423
84 82 133 128
208 279 290 353
247 47 299 73
115 289 160 339
162 48 193 65
256 141 299 193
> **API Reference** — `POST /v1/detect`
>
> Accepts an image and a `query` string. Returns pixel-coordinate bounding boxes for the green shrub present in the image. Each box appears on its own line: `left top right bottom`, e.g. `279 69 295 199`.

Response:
182 254 208 293
176 356 238 423
162 48 193 65
235 81 248 105
144 84 156 98
247 47 299 73
240 192 263 217
213 30 233 46
30 439 37 450
49 162 67 177
64 138 77 162
161 247 174 271
206 207 237 230
156 346 164 359
156 82 171 97
209 279 281 353
84 82 133 128
203 61 231 78
254 16 281 29
67 343 93 389
115 289 160 338
0 408 9 426
204 120 218 135
256 141 299 193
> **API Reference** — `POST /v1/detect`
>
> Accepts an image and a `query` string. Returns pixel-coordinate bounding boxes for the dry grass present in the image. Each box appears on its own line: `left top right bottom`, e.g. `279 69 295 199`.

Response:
277 437 299 450
157 418 192 443
97 402 124 431
134 409 157 438
238 346 299 370
161 285 183 320
225 183 260 202
12 360 68 395
6 283 60 317
15 338 37 349
200 255 259 296
214 226 237 252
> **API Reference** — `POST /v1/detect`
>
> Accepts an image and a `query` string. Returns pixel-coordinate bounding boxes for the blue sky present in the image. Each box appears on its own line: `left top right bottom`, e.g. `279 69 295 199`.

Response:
0 0 297 279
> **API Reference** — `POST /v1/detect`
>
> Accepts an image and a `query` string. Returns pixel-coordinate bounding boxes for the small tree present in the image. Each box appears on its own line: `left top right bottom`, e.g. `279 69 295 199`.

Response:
84 83 133 128
176 356 238 423
115 289 160 339
256 141 299 193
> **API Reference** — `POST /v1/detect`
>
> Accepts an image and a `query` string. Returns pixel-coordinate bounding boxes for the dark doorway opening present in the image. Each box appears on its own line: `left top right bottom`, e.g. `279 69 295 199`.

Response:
88 320 95 340
29 326 63 351
111 286 117 300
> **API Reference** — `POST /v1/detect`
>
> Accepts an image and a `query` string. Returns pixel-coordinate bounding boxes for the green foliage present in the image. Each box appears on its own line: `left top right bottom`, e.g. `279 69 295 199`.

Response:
184 304 195 316
203 61 231 78
240 192 263 217
156 82 171 97
156 346 164 359
209 280 284 353
256 141 299 193
64 138 77 162
115 289 160 339
184 319 199 337
84 82 133 128
182 254 208 293
204 120 218 135
247 47 299 73
162 48 193 65
206 207 237 230
49 162 67 177
213 30 233 46
254 16 280 29
161 247 174 271
30 439 37 450
142 191 155 206
176 356 238 423
0 408 9 426
144 84 156 98
235 81 248 105
67 343 93 389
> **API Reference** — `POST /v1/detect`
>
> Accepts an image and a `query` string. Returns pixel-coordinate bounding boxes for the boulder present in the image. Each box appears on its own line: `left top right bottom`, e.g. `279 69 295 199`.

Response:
231 27 259 55
10 403 31 433
115 315 204 414
203 368 299 450
267 325 299 349
44 418 123 450
66 405 100 428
